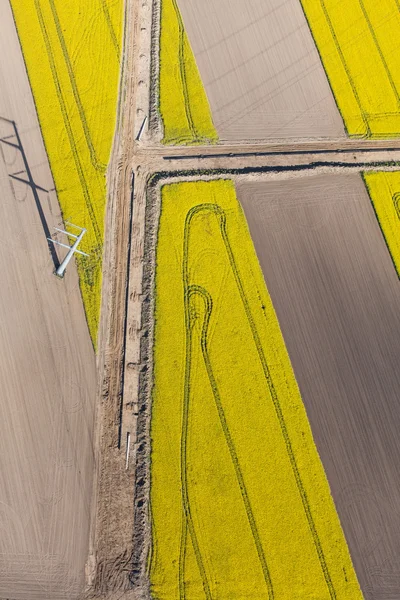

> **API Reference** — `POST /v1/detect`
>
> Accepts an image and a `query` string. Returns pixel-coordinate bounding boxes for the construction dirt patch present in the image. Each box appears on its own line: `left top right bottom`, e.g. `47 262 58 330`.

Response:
237 173 400 598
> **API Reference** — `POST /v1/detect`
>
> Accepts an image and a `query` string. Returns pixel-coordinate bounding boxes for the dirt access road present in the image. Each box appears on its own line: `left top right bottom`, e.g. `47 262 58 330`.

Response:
135 139 400 173
0 2 96 599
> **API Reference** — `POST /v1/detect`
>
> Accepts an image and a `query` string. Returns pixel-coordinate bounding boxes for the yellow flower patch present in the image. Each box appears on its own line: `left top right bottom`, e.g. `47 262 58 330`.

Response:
159 0 218 144
301 0 400 137
150 179 362 599
10 0 123 345
364 172 400 275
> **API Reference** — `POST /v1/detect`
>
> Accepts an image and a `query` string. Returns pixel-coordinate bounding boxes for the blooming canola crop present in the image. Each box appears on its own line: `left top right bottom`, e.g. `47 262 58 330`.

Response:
150 179 363 599
10 0 123 345
159 0 217 144
301 0 400 138
364 172 400 276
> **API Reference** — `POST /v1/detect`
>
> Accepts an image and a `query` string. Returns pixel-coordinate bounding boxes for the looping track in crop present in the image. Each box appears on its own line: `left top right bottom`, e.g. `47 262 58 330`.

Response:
181 282 274 600
181 202 334 599
151 180 363 599
392 192 400 220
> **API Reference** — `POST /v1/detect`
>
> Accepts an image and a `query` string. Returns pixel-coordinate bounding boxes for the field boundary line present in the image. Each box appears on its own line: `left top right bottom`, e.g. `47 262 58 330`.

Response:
179 201 337 599
362 173 400 279
219 202 336 600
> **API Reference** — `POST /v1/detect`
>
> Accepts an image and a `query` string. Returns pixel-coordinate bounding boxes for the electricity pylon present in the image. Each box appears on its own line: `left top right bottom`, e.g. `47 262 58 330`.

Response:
48 223 89 278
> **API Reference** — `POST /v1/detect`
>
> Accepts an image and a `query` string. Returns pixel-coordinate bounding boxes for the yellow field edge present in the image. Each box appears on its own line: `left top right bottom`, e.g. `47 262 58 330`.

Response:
150 179 363 599
363 172 400 276
300 0 400 139
10 0 123 346
159 0 218 145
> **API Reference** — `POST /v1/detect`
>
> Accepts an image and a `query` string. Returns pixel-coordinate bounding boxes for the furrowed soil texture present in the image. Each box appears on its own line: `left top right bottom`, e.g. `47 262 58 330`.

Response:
237 174 400 598
159 0 217 144
301 0 400 137
150 179 362 599
10 0 123 344
364 172 400 276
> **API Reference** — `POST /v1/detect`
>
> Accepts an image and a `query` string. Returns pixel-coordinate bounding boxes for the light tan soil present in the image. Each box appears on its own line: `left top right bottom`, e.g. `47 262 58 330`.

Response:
237 174 400 599
175 0 345 141
0 1 97 598
86 0 154 596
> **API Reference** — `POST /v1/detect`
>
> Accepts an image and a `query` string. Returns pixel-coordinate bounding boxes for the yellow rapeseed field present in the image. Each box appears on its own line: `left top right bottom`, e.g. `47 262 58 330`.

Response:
159 0 217 144
300 0 400 137
151 179 362 599
364 172 400 275
10 0 123 345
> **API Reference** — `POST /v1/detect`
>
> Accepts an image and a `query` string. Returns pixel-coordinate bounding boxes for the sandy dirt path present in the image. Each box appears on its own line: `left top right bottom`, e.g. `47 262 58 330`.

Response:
134 142 400 175
87 0 154 595
0 2 96 598
237 174 400 599
175 0 345 141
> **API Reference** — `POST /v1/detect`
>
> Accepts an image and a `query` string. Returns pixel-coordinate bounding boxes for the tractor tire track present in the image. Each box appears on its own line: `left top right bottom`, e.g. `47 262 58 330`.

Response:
182 202 337 600
315 0 370 137
99 0 121 57
357 0 400 108
170 0 198 142
32 0 102 246
46 0 109 172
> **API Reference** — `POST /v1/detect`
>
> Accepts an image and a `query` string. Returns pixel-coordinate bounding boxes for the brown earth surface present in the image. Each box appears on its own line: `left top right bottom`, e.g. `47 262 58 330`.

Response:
237 174 400 600
176 0 345 141
0 1 97 598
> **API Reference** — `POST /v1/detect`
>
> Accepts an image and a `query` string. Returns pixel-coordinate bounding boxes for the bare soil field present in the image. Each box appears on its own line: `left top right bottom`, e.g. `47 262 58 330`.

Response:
175 0 345 141
0 2 96 598
237 173 400 599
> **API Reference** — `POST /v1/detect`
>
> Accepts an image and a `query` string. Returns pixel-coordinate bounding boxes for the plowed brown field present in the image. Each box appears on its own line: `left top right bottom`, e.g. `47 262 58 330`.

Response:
175 0 345 141
237 174 400 598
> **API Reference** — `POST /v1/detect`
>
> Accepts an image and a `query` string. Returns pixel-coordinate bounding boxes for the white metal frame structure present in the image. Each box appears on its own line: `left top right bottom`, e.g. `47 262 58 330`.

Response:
48 222 89 278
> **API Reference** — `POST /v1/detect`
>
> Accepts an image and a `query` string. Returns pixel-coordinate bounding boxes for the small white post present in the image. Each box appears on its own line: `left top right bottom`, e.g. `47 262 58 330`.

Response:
136 115 148 141
55 228 87 277
48 223 89 278
125 432 131 470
